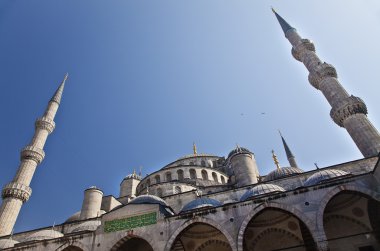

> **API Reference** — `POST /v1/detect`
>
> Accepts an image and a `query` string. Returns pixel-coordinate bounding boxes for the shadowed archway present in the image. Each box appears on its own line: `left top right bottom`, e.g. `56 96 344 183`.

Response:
111 237 153 251
170 223 232 251
243 208 317 251
323 191 380 251
62 246 83 251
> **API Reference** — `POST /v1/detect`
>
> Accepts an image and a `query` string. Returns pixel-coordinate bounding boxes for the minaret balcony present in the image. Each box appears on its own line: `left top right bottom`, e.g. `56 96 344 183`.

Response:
308 63 337 90
35 117 55 134
291 39 315 61
20 146 45 164
330 95 368 127
2 182 32 203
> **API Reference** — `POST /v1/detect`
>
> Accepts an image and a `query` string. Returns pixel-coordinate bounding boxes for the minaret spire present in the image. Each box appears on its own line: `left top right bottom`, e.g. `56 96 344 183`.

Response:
0 74 67 236
279 131 298 168
273 10 380 157
271 8 295 36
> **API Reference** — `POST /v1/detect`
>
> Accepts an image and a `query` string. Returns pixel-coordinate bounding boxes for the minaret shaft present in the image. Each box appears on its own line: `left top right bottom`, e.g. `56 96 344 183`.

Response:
0 75 66 236
276 13 380 157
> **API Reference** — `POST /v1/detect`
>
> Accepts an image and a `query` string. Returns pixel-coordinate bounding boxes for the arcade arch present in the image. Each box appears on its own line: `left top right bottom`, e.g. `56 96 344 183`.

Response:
111 237 153 251
323 191 380 251
242 208 317 251
170 223 233 251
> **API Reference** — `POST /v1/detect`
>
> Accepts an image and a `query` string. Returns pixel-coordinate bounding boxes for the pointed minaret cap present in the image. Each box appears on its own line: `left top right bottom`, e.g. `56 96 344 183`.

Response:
271 8 295 35
51 73 68 104
279 130 295 159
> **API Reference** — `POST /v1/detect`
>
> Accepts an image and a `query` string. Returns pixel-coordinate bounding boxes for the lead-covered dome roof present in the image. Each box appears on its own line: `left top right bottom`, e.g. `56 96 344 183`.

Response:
228 147 252 158
304 169 349 186
264 167 304 181
0 239 19 249
24 229 63 242
181 197 222 213
240 184 285 201
129 195 168 207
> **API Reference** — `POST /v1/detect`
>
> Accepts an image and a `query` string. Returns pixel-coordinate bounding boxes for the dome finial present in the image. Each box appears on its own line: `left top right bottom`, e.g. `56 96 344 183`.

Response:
193 142 197 155
272 150 281 171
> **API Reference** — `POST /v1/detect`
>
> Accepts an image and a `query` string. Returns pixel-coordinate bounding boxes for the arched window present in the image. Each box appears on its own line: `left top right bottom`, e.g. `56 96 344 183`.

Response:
201 170 208 180
146 178 151 186
212 172 218 182
155 175 160 183
166 172 172 182
174 186 182 194
177 169 184 181
157 188 163 197
201 160 206 167
221 176 226 184
190 169 196 179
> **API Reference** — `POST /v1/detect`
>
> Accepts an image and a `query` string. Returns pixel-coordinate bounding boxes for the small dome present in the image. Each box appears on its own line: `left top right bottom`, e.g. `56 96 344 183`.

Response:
264 167 304 181
70 220 101 233
0 239 19 249
304 169 349 186
65 211 80 223
129 194 168 207
181 197 222 213
24 229 63 242
228 147 252 158
240 184 285 201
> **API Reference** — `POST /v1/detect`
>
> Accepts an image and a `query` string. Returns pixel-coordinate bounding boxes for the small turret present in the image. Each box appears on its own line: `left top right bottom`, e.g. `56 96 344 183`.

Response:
119 171 141 199
80 186 103 220
228 146 259 187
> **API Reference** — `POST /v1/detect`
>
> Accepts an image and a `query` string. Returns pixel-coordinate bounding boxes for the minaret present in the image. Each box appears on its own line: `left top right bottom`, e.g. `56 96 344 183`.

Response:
272 9 380 157
0 74 67 236
279 131 298 168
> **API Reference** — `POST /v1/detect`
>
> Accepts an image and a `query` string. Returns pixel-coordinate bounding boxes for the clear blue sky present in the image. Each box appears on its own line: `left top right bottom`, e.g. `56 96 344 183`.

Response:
1 0 380 233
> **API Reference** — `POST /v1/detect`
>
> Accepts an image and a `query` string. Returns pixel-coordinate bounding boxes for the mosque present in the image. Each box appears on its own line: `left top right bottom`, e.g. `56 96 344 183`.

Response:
0 9 380 251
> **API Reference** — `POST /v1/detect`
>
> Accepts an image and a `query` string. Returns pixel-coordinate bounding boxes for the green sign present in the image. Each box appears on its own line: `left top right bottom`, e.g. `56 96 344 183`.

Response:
104 212 157 233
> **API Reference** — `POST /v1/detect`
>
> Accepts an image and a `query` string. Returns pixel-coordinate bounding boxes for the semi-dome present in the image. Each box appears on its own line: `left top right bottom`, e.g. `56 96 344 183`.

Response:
228 147 252 158
304 169 349 186
129 194 168 207
0 239 19 249
70 220 101 233
24 229 63 242
181 197 222 213
240 184 285 201
264 167 304 181
65 211 80 223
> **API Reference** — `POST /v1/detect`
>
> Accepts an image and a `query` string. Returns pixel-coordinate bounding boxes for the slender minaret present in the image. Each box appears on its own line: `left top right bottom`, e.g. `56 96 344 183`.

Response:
279 131 298 168
0 74 67 236
272 9 380 157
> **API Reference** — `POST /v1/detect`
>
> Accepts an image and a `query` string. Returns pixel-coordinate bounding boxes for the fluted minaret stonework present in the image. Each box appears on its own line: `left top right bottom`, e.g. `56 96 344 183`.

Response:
0 74 67 236
273 9 380 157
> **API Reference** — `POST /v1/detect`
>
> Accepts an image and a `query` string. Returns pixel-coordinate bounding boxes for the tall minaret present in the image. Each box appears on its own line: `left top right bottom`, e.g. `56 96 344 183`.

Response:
279 131 298 168
0 74 67 236
272 9 380 157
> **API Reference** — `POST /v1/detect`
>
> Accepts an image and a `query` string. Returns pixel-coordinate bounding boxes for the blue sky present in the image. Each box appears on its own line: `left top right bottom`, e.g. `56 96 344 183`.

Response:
1 0 380 232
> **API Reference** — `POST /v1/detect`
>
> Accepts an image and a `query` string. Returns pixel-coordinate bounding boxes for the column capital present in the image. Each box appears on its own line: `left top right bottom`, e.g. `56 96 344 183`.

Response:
2 182 32 203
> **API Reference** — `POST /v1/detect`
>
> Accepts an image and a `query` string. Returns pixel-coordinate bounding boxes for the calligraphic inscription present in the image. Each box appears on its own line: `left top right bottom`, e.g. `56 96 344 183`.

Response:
104 212 157 233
